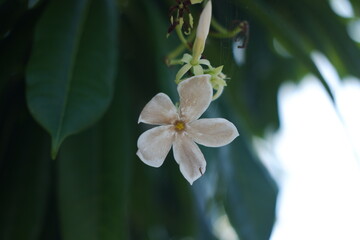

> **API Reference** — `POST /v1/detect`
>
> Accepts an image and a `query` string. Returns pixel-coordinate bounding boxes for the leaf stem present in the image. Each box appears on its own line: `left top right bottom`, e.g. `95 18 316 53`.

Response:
167 59 183 66
211 18 228 34
210 18 245 39
175 25 190 47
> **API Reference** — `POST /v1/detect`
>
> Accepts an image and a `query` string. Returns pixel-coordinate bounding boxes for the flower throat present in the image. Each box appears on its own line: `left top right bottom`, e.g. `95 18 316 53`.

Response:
174 120 185 132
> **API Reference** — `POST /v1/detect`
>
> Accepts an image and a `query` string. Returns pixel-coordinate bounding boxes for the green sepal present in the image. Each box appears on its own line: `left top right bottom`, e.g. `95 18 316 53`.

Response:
181 53 193 63
193 64 204 75
199 59 212 67
175 63 192 83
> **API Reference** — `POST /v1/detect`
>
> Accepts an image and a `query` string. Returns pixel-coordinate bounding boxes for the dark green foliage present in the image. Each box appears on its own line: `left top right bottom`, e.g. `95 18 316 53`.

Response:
0 0 358 239
0 79 51 240
26 0 118 157
57 68 130 240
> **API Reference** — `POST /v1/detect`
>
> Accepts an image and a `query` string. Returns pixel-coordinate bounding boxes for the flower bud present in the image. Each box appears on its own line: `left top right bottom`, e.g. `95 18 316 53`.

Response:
192 1 212 62
190 0 203 4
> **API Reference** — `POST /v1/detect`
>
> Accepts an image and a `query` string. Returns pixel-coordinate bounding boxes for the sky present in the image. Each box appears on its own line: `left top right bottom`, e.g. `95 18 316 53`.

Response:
214 62 360 240
263 1 360 239
268 74 360 240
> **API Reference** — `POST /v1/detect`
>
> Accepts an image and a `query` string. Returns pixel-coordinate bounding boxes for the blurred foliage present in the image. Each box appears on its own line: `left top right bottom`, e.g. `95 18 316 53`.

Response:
26 0 118 158
0 0 359 239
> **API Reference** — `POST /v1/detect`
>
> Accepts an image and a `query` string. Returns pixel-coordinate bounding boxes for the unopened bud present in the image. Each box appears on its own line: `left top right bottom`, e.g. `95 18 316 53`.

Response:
190 0 203 4
192 1 212 61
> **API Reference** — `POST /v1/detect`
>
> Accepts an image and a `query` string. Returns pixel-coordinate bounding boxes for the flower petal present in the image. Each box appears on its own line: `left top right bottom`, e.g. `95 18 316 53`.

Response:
138 93 178 125
196 0 212 42
178 74 212 122
137 125 174 167
188 118 239 147
173 134 206 185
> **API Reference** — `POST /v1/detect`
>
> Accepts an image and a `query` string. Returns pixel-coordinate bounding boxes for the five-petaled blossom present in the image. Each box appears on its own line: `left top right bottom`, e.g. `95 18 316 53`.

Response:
136 74 239 184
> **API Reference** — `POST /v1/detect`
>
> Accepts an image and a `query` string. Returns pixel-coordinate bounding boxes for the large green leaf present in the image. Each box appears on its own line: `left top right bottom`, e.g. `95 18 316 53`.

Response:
26 0 117 158
224 130 277 240
198 100 277 240
288 1 360 78
222 140 277 240
57 37 130 239
57 123 130 240
235 0 335 101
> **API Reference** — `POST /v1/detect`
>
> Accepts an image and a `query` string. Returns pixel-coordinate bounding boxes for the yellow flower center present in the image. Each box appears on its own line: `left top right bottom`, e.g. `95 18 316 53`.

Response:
174 120 186 132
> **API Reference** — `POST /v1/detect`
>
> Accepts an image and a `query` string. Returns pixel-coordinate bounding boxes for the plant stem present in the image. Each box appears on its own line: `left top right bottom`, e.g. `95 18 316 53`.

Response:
167 58 183 66
211 18 228 34
210 18 244 39
175 25 190 48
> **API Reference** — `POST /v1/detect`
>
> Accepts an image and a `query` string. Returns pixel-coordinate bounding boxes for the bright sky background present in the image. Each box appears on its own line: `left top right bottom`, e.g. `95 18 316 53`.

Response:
261 1 360 239
215 57 360 240
215 1 360 239
268 1 360 239
215 65 360 240
267 74 360 240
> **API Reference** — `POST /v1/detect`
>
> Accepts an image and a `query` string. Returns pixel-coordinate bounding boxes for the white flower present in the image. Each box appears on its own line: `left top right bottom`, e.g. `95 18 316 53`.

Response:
136 74 239 184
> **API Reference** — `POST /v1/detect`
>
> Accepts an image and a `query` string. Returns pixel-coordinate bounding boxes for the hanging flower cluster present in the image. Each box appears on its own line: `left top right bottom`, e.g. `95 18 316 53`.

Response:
174 1 228 100
137 1 240 184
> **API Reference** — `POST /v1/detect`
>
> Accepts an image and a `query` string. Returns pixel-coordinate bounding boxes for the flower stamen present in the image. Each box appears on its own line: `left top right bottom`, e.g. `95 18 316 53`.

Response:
174 120 186 132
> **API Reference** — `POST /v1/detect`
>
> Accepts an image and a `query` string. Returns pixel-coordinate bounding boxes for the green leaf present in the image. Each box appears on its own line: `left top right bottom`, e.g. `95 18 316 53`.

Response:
209 101 278 240
222 143 277 240
58 123 130 240
57 40 130 240
26 0 118 158
289 1 360 79
235 0 335 101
